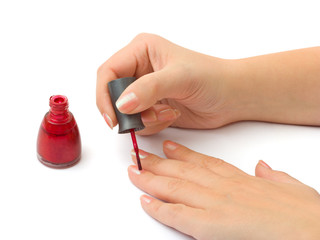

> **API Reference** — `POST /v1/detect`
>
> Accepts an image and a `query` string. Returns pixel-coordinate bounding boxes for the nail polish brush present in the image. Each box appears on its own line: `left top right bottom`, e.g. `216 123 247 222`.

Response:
108 77 145 170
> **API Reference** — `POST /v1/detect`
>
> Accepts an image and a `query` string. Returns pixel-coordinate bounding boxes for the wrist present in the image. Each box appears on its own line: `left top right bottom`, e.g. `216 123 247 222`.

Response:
200 57 248 126
225 49 320 126
217 58 259 123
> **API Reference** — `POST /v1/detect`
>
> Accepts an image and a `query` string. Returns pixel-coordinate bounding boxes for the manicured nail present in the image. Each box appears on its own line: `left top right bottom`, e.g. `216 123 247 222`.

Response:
141 110 157 123
158 109 179 121
129 165 141 175
174 109 181 118
259 160 272 170
140 195 152 204
164 141 178 151
131 149 148 159
116 92 138 111
103 113 113 130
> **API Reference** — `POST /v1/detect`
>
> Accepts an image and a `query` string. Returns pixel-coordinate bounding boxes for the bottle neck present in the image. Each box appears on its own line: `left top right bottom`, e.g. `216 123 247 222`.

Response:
48 95 71 123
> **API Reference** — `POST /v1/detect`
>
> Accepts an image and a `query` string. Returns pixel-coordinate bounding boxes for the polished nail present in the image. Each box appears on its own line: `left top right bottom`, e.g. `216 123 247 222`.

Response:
141 195 152 204
103 113 113 130
131 149 148 159
129 165 141 175
259 160 272 169
158 109 178 121
141 110 157 123
116 92 138 111
174 109 181 118
164 141 178 151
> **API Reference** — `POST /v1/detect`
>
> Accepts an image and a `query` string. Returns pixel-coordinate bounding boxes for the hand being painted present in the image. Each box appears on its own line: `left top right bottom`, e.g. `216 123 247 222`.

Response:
129 141 320 240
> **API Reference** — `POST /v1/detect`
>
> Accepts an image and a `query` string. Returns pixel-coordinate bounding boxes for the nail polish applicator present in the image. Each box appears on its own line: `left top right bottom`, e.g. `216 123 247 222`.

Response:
108 77 145 170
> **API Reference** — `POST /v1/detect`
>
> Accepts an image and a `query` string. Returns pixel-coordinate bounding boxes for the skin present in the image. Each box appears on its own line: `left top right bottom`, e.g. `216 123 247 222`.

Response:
96 33 320 239
129 142 320 240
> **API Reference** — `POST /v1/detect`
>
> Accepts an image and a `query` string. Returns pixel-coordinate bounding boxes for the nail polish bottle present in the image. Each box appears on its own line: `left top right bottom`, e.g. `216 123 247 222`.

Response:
37 95 81 169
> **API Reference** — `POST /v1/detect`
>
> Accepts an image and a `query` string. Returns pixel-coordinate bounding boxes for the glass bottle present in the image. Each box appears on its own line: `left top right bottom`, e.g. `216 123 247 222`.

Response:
37 95 81 168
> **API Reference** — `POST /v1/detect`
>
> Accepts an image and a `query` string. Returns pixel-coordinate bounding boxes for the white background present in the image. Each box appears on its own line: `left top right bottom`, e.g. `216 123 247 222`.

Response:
0 0 320 239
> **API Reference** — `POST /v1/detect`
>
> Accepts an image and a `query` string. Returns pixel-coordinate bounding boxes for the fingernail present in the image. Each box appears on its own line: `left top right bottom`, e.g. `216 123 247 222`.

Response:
174 109 181 118
164 141 178 151
116 92 138 112
158 109 179 121
103 113 113 130
259 160 272 170
131 149 148 159
141 110 157 123
129 165 141 175
140 195 152 204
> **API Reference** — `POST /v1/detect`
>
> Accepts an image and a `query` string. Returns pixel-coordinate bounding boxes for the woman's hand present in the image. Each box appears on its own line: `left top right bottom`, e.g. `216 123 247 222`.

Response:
96 33 240 135
97 34 320 133
128 141 320 239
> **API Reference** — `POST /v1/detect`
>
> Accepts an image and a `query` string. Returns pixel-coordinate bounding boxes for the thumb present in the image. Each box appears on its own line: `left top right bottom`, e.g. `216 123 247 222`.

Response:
115 66 190 114
255 160 302 184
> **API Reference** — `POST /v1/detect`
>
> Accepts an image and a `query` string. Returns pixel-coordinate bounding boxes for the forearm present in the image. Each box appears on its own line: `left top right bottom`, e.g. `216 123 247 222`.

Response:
230 47 320 125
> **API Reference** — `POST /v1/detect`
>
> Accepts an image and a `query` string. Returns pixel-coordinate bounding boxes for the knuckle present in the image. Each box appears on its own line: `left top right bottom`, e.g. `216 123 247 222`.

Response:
97 63 105 76
95 96 104 112
177 162 198 176
134 32 150 41
309 187 320 196
153 203 184 225
167 203 184 219
176 147 191 159
149 156 161 168
272 170 288 180
202 157 225 169
167 179 186 194
133 32 159 43
222 176 248 194
149 76 160 100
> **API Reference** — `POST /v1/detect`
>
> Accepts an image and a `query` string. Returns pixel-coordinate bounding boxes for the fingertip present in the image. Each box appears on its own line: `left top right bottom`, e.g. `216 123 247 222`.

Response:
130 149 149 160
163 140 179 151
157 109 179 122
174 109 181 119
141 109 157 123
259 160 272 170
140 195 158 216
135 119 176 136
255 160 270 177
128 165 142 175
102 113 114 130
140 194 153 205
116 92 140 113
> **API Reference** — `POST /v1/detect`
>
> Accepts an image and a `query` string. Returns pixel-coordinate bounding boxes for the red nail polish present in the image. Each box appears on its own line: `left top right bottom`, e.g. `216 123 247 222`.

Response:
37 95 81 169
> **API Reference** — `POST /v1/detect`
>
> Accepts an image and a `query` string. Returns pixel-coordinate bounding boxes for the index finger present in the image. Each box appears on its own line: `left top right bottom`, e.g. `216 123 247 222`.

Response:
96 33 158 127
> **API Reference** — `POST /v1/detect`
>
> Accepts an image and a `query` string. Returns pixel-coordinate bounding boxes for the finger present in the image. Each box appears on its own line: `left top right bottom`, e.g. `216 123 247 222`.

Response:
163 141 246 177
141 104 181 123
96 34 158 128
255 160 303 184
131 149 221 188
115 65 192 114
137 104 181 135
140 195 205 239
128 165 216 209
97 69 118 129
136 119 176 136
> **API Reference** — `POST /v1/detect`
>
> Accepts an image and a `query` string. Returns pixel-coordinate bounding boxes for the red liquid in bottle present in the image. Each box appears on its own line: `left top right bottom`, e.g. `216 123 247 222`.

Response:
37 95 81 169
